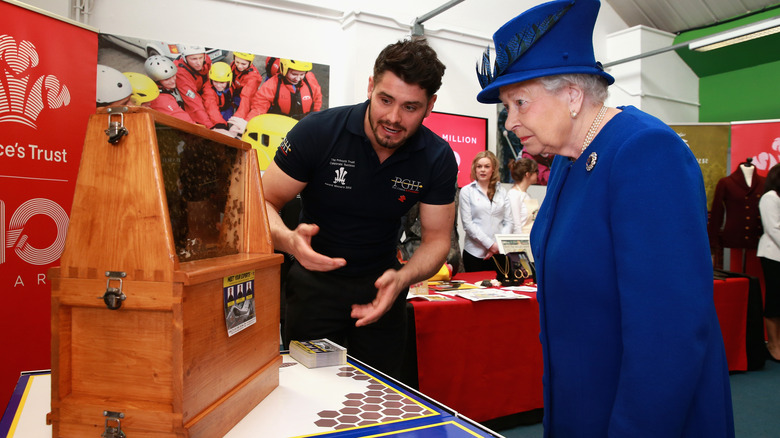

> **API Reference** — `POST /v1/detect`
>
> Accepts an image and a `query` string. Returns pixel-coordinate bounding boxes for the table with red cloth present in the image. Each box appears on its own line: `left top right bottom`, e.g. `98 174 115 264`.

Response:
409 271 543 423
713 277 750 371
408 272 753 424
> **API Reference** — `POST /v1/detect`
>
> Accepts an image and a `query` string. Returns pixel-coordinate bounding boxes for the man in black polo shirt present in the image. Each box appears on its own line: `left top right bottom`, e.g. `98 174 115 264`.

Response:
262 39 457 377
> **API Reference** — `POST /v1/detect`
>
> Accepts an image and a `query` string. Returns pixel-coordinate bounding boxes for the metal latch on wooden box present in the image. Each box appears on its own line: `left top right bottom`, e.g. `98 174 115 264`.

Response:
100 271 127 310
101 410 126 438
105 107 129 144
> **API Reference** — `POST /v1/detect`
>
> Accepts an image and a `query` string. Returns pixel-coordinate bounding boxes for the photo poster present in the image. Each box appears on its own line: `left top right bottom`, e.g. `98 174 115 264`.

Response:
0 2 97 412
223 270 257 337
423 111 487 188
495 234 533 262
496 106 552 185
730 119 780 176
96 33 331 171
669 124 730 211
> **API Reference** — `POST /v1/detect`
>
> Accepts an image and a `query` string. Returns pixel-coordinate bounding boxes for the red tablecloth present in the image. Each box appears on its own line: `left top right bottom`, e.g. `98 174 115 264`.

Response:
411 272 750 423
713 277 750 371
411 272 543 422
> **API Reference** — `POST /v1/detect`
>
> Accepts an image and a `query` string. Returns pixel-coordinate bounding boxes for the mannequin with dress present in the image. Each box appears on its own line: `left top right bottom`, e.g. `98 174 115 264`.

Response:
709 158 765 273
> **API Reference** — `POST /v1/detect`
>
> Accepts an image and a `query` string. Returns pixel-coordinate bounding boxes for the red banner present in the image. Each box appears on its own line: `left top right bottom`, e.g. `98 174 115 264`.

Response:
0 2 96 410
423 112 487 188
730 119 780 176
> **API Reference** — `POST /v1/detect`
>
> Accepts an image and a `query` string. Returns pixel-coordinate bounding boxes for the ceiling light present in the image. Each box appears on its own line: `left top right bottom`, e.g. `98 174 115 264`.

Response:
688 16 780 52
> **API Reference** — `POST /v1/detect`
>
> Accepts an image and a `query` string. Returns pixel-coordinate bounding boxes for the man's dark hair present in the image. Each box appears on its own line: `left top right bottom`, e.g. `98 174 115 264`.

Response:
373 38 446 97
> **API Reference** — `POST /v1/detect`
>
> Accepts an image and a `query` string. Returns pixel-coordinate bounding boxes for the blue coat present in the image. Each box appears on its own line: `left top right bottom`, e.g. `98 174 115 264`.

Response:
530 106 734 437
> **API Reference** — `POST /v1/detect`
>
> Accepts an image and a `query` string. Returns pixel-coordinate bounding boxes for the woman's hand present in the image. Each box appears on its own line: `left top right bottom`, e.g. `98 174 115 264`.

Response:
484 242 500 260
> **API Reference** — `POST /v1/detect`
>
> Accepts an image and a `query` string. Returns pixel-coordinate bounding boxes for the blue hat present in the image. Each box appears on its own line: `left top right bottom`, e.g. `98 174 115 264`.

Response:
476 0 614 104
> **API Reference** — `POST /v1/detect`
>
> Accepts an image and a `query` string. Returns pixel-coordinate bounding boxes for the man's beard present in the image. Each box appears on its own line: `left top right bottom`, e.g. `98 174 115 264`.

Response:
368 104 417 150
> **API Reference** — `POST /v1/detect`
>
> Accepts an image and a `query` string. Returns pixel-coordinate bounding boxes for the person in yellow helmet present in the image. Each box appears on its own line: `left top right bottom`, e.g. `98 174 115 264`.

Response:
123 72 159 106
202 61 236 135
229 52 262 135
247 58 322 121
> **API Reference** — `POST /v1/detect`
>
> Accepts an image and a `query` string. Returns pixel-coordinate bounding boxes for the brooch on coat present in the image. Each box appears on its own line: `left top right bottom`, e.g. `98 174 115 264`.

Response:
585 152 598 172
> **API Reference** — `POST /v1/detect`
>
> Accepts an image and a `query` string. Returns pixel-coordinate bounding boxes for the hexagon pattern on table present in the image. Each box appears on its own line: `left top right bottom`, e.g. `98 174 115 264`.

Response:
312 366 433 430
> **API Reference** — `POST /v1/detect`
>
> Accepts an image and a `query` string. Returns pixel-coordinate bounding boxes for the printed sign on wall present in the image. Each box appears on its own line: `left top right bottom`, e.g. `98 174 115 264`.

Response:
422 111 487 188
0 2 97 411
669 124 730 211
730 119 780 176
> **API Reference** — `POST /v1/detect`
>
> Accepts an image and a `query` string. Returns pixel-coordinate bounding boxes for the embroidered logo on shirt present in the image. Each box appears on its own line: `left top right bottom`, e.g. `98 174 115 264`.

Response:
390 177 423 194
279 137 292 156
185 89 197 99
334 167 347 185
399 195 407 202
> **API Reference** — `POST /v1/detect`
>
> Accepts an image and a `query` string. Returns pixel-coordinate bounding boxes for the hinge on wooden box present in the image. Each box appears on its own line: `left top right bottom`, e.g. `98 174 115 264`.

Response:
105 108 129 145
100 271 127 310
101 410 126 438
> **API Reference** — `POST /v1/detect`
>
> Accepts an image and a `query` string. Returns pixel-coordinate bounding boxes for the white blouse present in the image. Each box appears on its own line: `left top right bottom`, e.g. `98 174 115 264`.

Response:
508 187 530 234
459 181 513 258
758 190 780 263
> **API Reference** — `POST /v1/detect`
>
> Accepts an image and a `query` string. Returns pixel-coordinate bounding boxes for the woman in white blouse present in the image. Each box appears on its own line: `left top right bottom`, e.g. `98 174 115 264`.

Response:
459 151 513 272
758 163 780 362
507 158 539 234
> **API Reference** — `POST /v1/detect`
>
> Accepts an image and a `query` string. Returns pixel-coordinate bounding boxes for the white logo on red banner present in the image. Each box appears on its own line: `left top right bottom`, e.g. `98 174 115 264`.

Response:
0 34 71 128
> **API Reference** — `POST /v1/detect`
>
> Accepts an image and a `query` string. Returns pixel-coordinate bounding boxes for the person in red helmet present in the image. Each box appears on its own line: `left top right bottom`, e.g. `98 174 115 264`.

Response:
247 58 322 121
144 55 195 124
174 45 214 127
229 51 262 127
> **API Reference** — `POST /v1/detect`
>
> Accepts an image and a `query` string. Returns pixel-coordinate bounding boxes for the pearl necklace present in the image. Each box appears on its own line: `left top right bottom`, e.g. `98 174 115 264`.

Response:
581 105 608 153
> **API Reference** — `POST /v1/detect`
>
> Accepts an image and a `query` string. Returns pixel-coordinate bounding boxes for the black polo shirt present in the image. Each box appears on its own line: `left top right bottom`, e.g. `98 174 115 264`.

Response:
274 100 457 276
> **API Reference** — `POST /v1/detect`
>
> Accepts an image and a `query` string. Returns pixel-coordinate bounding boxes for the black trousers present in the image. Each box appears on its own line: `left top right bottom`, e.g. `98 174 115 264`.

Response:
283 261 408 378
760 257 780 318
463 249 504 274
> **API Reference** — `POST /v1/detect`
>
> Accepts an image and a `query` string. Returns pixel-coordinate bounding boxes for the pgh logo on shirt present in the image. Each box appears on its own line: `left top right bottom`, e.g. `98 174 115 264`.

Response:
390 176 423 194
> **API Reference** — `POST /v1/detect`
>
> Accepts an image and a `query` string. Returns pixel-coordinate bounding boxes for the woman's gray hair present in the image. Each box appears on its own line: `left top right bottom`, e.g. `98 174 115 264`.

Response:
538 74 609 104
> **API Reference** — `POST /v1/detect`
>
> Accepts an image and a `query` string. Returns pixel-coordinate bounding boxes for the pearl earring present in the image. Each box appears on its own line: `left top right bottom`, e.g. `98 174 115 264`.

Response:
570 110 578 118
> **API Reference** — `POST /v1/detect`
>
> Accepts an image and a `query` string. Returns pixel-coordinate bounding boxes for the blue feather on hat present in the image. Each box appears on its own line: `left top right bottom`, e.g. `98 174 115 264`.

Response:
477 2 572 90
476 0 613 104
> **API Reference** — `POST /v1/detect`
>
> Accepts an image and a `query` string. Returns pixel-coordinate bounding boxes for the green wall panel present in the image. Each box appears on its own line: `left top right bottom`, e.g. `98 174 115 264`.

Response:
699 60 780 122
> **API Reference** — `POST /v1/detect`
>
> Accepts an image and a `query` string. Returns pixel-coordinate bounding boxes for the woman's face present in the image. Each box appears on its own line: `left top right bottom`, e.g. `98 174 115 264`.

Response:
527 169 538 185
475 157 494 184
285 69 306 85
499 79 572 157
234 58 251 72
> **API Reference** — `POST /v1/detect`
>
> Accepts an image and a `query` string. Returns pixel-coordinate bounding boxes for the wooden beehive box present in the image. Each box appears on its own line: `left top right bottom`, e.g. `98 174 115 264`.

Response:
49 107 283 437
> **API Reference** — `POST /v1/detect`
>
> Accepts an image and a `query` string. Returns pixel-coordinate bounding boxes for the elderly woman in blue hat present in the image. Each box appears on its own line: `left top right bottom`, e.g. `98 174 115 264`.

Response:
477 1 734 437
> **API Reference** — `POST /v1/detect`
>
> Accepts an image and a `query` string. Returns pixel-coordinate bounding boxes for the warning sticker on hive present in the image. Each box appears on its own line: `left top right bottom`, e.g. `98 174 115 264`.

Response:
224 270 256 336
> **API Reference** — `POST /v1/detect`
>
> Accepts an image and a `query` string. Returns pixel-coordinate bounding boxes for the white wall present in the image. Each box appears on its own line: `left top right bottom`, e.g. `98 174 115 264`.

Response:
606 25 699 123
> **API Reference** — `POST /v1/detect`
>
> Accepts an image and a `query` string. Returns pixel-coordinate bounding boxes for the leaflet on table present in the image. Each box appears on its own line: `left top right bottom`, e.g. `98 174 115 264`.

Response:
428 280 483 292
289 338 347 368
454 289 531 301
407 293 456 301
500 285 538 292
